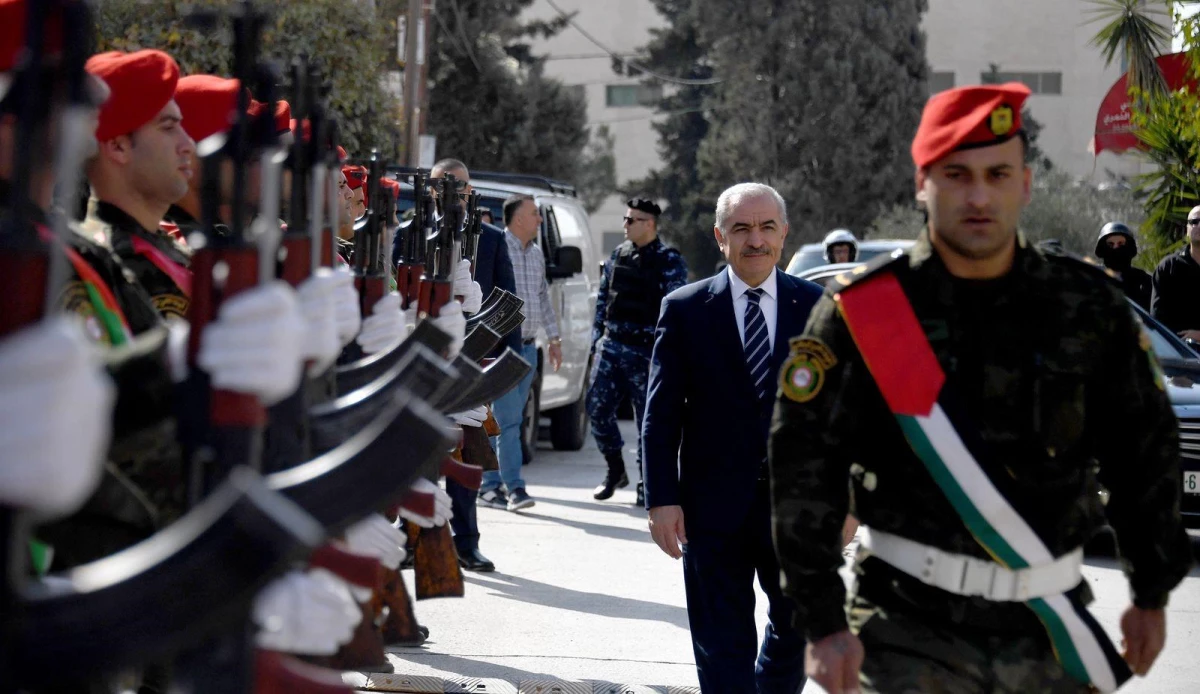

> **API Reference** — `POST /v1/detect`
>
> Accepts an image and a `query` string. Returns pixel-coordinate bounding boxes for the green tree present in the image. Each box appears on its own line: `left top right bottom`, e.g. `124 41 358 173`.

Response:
416 0 605 203
622 0 721 276
94 0 398 154
629 0 929 275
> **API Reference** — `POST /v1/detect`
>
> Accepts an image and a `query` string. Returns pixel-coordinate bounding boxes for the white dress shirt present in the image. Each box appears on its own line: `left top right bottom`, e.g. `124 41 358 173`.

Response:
728 266 778 351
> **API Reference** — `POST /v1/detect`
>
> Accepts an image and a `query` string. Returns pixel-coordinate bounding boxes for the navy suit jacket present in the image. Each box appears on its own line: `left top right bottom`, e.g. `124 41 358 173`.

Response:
641 268 824 534
391 219 519 355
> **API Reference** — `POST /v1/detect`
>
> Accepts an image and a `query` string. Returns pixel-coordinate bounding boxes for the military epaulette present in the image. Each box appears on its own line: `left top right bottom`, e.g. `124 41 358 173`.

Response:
828 247 909 293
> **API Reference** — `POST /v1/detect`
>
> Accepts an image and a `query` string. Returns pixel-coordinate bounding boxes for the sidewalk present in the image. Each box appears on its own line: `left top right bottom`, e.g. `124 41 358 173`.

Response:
354 421 1200 694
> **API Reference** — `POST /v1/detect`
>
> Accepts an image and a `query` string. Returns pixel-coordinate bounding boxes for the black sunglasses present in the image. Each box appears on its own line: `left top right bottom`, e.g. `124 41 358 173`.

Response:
1188 219 1200 226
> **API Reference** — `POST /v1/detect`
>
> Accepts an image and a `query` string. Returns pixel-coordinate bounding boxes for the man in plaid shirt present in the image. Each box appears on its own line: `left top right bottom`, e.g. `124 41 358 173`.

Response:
479 194 562 512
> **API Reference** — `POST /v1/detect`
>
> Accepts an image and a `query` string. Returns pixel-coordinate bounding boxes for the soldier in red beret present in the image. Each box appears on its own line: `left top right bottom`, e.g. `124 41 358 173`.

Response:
81 49 195 318
769 83 1191 693
343 163 368 220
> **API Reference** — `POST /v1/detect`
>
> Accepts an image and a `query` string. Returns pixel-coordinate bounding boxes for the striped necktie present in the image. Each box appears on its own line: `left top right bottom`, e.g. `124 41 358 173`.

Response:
743 288 772 404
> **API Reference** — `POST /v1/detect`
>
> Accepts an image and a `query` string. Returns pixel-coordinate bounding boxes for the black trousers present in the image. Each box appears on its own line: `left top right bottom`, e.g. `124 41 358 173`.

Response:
446 477 480 552
681 484 807 694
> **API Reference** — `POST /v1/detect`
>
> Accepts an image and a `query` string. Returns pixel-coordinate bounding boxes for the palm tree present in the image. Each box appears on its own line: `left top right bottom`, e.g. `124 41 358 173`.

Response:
1087 0 1173 97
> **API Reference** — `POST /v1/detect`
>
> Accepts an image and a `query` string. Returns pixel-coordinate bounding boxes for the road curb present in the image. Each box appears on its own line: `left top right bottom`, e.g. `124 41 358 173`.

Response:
344 671 700 694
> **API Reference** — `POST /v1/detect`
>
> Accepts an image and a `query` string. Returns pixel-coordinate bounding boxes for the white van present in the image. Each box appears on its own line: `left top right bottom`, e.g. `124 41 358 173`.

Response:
470 173 600 462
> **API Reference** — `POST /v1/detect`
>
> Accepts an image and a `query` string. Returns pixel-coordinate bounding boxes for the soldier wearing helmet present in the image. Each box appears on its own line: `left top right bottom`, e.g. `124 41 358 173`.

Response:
823 229 858 264
1095 222 1151 310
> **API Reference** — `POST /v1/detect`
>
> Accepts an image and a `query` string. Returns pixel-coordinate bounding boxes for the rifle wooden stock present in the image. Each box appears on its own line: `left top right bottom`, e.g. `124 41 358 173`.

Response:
309 600 391 674
483 407 501 437
378 565 423 646
279 235 313 287
403 521 464 600
308 543 380 590
255 650 353 694
398 489 436 519
460 425 498 473
358 274 387 314
418 277 453 319
442 453 485 488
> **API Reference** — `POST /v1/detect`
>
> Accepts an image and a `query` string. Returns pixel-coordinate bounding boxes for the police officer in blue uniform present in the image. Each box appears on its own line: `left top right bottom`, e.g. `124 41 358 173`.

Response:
589 198 689 504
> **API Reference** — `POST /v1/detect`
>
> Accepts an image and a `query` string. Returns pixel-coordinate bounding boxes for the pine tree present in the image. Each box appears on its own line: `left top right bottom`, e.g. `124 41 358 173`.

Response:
629 0 930 274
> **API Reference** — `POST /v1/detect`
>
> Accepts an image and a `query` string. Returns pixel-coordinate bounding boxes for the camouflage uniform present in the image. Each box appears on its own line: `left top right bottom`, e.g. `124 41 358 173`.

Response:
82 199 192 319
768 232 1193 693
0 186 187 571
588 237 687 478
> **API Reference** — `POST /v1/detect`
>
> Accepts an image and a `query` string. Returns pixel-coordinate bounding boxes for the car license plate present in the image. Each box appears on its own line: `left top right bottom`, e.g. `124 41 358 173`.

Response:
1186 472 1200 496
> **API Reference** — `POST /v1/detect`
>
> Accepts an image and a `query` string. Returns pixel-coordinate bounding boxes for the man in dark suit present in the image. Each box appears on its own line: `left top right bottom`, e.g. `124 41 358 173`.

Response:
642 183 824 693
392 157 518 571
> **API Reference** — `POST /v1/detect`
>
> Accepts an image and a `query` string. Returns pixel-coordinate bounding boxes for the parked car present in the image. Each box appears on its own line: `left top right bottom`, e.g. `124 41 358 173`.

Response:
785 239 915 276
793 257 1200 529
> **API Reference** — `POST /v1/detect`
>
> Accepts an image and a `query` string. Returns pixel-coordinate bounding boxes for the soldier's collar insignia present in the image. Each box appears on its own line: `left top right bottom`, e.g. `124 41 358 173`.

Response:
989 104 1015 137
780 337 837 403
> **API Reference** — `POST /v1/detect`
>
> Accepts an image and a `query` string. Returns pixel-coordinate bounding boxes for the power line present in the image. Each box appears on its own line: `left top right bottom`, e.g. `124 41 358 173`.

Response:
542 0 723 86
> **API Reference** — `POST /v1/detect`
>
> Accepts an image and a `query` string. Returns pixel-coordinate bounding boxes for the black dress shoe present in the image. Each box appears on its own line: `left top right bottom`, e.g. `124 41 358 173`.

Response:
635 481 645 507
593 470 629 500
457 547 495 572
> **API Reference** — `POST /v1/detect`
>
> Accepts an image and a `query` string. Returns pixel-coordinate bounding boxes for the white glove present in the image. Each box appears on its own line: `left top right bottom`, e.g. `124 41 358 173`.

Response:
451 405 487 428
197 281 306 406
404 305 418 336
356 291 407 354
431 299 465 359
331 266 361 347
453 259 483 314
296 269 342 376
397 478 453 528
252 568 361 655
165 319 189 383
343 513 408 570
0 318 114 516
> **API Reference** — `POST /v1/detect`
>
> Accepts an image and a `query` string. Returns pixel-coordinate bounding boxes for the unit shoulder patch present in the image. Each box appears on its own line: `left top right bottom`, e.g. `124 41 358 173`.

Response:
780 337 838 403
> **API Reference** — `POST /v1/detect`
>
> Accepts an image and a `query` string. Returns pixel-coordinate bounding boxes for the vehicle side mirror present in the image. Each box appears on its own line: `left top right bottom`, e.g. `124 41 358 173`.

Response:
547 246 583 279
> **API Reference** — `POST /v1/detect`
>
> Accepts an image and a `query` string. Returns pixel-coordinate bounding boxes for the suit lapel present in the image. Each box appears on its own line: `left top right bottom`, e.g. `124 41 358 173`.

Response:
705 271 755 394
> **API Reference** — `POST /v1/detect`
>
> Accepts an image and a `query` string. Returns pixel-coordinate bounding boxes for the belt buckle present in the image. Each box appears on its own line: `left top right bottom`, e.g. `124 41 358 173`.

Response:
959 556 1015 601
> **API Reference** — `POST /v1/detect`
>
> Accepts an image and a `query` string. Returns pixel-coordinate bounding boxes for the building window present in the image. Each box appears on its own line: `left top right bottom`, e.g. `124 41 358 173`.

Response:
981 71 1063 95
929 71 955 92
605 83 662 108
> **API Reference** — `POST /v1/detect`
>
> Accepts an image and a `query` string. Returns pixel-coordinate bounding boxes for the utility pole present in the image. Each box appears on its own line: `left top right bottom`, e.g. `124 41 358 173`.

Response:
401 0 432 167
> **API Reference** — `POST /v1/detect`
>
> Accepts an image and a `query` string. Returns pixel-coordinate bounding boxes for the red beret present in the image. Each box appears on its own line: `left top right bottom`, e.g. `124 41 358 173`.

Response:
87 49 180 142
337 145 348 162
911 83 1031 169
0 0 64 74
175 74 239 143
343 165 367 190
249 98 290 134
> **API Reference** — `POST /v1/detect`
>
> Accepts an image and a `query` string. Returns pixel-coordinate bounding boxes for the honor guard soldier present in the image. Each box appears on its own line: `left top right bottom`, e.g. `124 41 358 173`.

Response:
589 197 688 504
82 49 195 319
769 83 1193 694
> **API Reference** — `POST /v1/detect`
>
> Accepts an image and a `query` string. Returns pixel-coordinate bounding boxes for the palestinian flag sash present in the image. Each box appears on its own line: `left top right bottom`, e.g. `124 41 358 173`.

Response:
835 271 1130 692
38 226 131 346
131 234 192 297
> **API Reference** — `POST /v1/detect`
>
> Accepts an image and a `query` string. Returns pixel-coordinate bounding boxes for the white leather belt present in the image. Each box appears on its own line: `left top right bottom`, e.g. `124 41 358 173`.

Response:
859 528 1083 602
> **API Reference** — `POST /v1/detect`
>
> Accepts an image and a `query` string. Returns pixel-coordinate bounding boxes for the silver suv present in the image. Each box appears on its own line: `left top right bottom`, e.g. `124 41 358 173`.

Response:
469 173 600 462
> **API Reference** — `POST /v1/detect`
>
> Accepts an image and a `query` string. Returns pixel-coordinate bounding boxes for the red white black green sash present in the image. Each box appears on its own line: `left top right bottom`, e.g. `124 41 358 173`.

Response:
836 271 1131 692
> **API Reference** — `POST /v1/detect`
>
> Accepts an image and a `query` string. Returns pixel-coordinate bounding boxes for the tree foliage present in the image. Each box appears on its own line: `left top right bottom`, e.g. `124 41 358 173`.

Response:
628 0 930 276
94 0 398 154
415 0 609 205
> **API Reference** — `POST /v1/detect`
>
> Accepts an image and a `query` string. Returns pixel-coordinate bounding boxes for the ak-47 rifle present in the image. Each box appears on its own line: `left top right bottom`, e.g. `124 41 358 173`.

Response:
352 151 388 316
394 167 430 311
0 1 71 686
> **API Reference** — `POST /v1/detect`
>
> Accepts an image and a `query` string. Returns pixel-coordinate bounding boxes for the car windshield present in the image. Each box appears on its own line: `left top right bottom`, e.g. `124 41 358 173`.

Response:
1135 309 1195 361
786 246 898 275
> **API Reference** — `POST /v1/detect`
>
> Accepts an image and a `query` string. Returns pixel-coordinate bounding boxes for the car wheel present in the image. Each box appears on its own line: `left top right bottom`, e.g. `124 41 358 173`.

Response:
521 368 541 465
550 368 590 451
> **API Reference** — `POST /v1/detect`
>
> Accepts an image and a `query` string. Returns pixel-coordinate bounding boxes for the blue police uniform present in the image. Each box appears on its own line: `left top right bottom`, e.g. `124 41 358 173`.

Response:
588 235 688 501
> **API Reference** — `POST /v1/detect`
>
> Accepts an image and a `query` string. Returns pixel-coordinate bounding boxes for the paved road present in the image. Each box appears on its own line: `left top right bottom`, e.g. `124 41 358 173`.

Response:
382 421 1200 692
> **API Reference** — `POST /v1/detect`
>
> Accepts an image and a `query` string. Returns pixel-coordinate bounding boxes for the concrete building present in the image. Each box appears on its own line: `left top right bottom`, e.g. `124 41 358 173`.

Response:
523 0 1156 254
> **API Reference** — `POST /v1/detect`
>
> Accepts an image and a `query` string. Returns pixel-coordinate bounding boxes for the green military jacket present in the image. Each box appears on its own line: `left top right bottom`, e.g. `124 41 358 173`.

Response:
768 231 1193 641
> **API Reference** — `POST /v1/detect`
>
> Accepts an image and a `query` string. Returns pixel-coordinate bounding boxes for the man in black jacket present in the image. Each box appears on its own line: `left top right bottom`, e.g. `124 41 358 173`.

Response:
392 157 518 572
1095 222 1151 311
1152 205 1200 342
